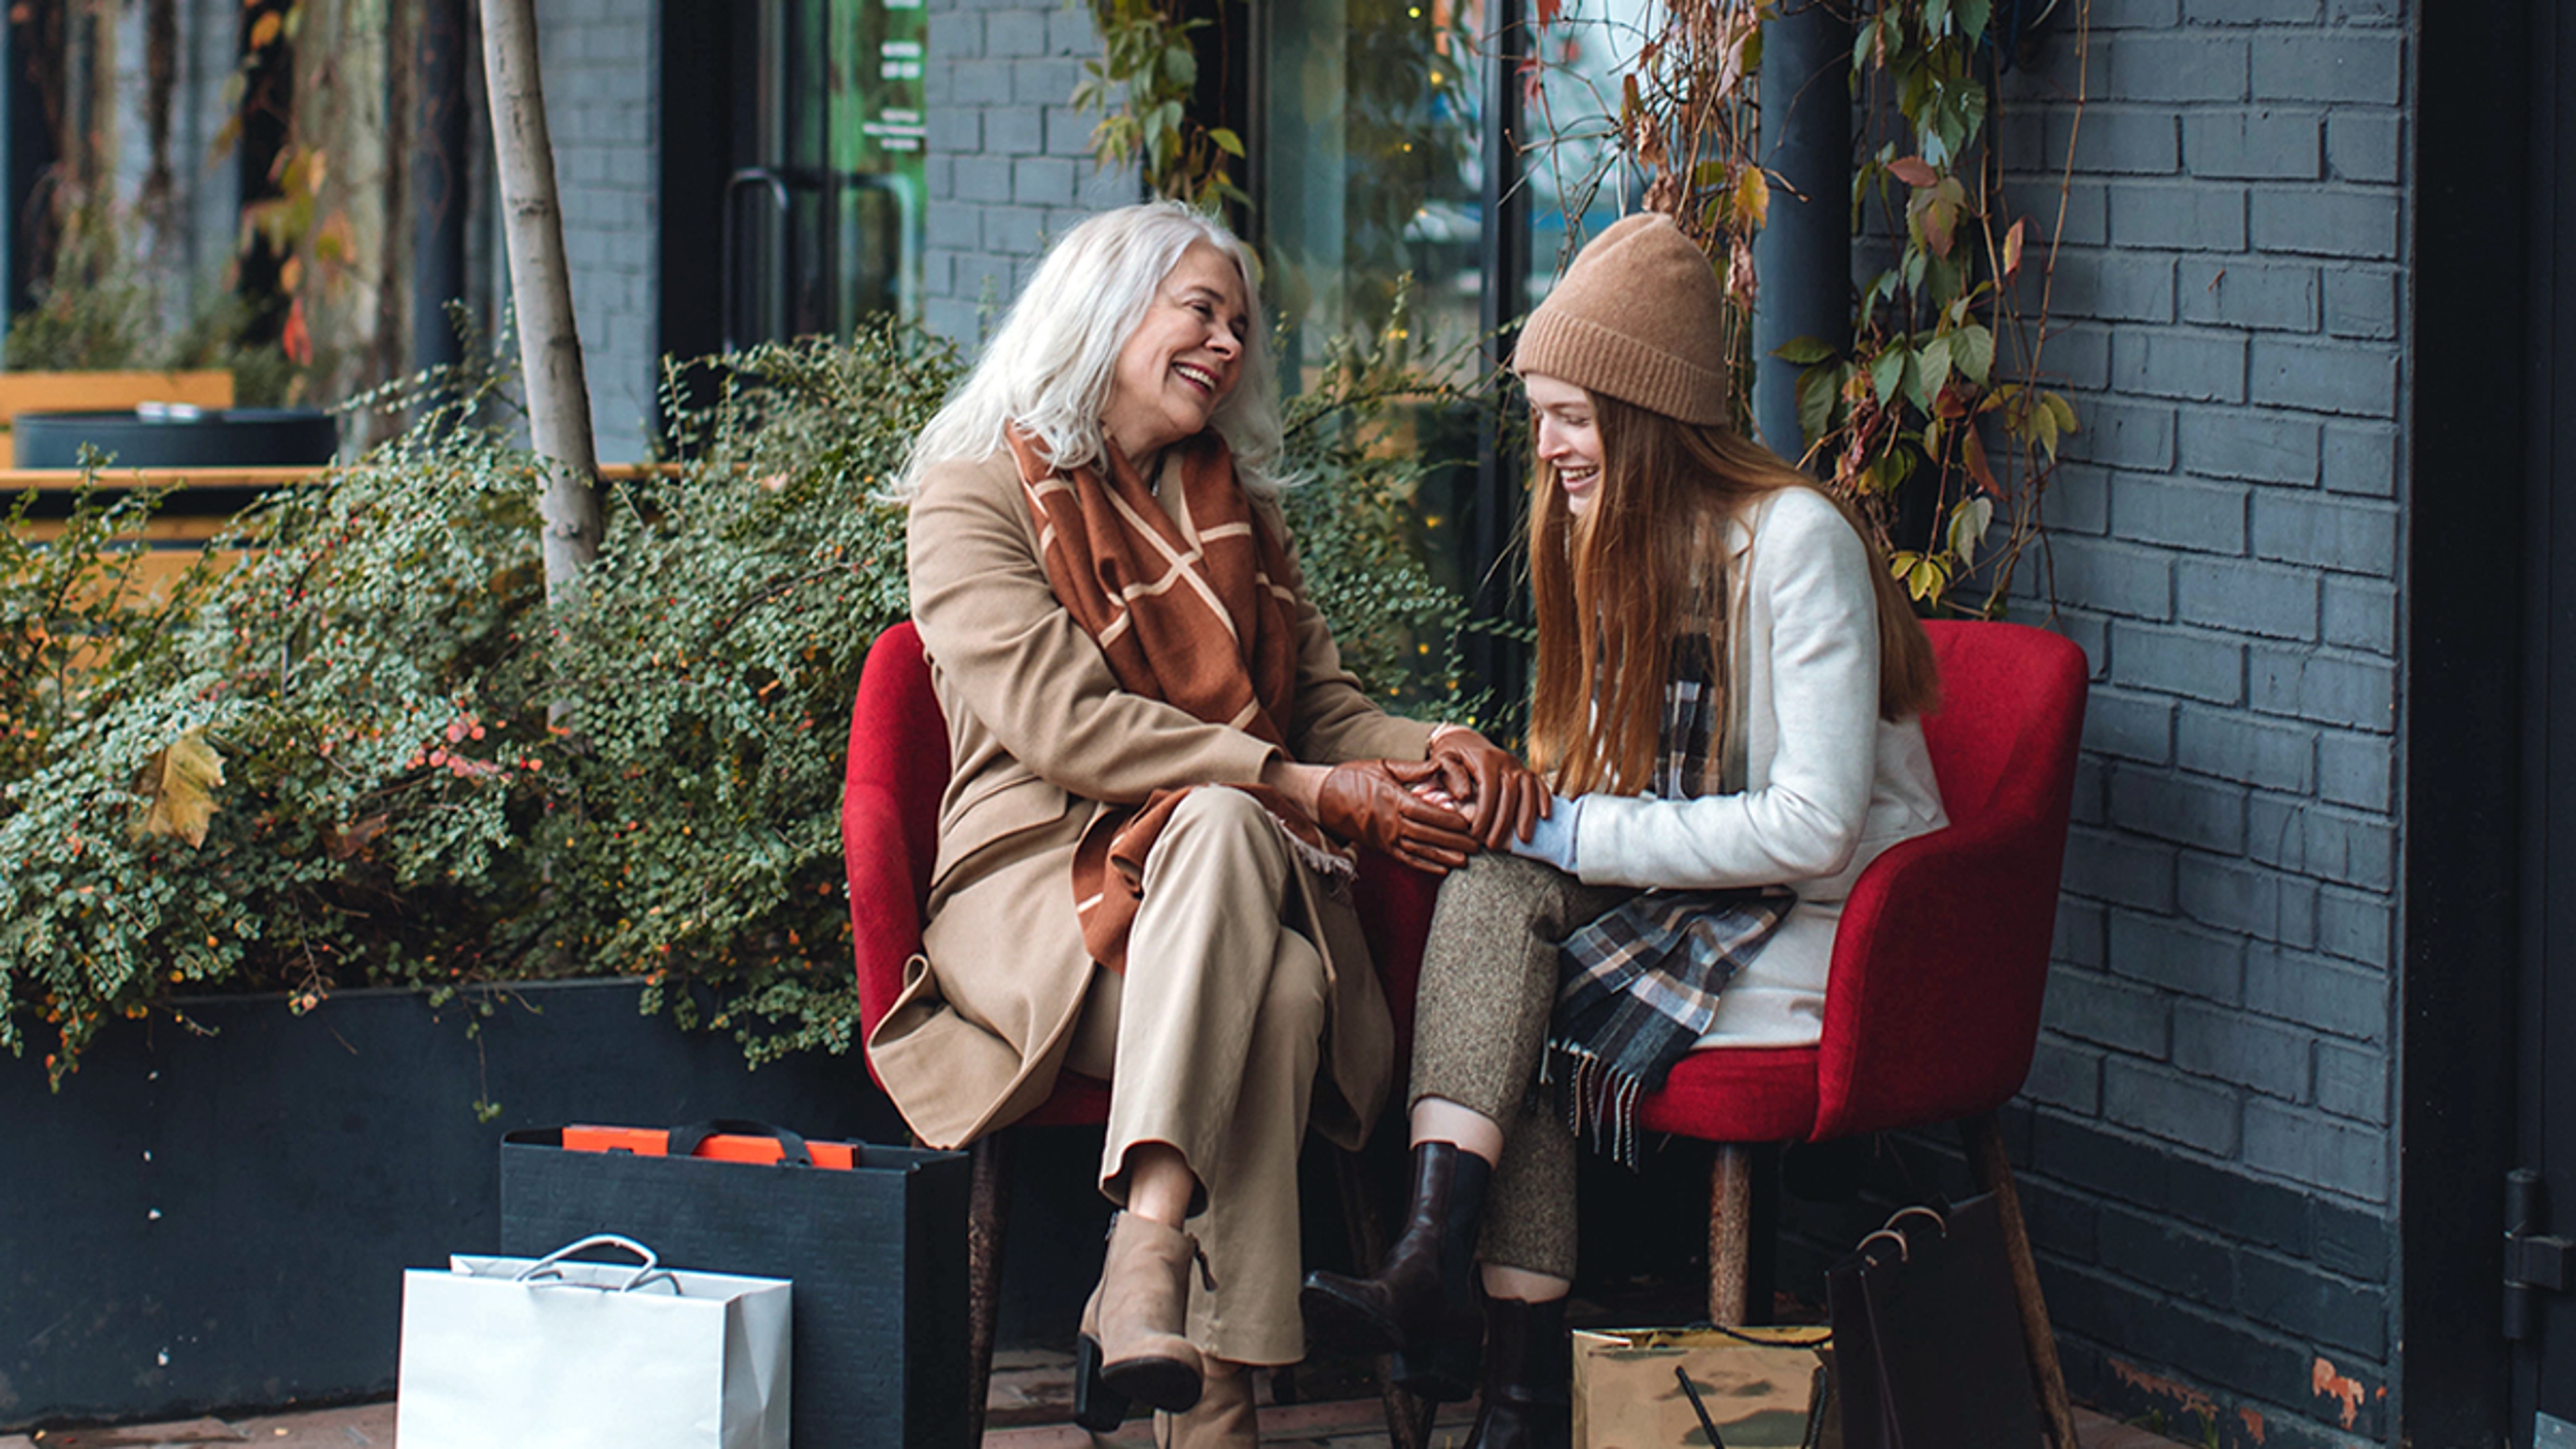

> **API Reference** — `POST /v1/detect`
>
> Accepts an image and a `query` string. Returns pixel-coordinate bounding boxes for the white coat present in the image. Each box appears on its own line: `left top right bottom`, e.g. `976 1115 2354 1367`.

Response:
1563 486 1949 1046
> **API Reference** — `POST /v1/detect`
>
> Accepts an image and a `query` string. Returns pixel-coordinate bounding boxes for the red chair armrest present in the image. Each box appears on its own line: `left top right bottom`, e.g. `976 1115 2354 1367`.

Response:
1809 812 2063 1140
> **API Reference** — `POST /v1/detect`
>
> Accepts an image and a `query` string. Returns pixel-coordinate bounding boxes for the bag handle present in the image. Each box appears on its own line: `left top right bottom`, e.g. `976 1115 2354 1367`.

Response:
665 1118 815 1167
1674 1366 1729 1449
1854 1204 1949 1266
513 1233 678 1294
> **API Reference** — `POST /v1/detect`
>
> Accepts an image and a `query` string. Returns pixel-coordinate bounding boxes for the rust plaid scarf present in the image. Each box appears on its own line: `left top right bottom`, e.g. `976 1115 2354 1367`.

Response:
1009 425 1346 971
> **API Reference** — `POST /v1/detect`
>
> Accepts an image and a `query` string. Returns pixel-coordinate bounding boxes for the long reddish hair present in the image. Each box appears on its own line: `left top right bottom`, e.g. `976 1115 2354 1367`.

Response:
1525 390 1941 797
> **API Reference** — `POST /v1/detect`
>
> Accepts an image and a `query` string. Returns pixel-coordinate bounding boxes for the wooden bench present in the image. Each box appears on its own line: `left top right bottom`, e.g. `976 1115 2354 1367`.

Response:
0 370 237 460
7 462 675 606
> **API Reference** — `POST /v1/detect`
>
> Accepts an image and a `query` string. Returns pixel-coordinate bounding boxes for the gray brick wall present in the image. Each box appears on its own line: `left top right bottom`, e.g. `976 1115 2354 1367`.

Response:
921 0 1136 346
532 0 659 462
1997 0 2406 1442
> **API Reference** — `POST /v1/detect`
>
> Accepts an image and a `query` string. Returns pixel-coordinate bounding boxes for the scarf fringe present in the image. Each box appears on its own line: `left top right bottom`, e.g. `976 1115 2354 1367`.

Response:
1542 1040 1648 1170
1267 802 1358 883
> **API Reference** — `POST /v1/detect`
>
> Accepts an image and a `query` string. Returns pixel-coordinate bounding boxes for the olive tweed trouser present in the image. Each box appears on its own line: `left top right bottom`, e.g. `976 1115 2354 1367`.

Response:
1406 851 1629 1281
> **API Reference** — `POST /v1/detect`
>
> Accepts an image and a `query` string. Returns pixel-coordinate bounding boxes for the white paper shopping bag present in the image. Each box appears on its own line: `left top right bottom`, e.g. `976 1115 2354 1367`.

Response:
396 1233 791 1449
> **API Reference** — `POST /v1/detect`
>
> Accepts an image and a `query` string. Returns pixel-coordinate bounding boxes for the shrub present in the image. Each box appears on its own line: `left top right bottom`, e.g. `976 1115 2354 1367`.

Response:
0 317 1483 1079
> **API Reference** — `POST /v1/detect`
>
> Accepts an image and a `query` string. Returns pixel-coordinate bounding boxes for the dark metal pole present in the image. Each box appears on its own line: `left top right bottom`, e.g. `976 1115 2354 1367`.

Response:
1750 0 1851 466
1470 0 1532 715
414 0 470 372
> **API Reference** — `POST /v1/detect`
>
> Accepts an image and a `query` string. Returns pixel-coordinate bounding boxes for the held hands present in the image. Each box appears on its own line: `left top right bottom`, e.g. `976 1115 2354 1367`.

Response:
1313 759 1481 874
1425 726 1552 850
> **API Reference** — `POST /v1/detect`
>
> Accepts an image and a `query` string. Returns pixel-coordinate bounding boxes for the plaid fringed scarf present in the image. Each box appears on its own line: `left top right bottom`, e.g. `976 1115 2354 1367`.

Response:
1009 425 1350 972
1544 632 1796 1167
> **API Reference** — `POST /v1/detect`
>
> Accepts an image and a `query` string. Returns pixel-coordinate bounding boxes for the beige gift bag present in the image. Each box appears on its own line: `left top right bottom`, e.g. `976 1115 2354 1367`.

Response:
1571 1324 1837 1449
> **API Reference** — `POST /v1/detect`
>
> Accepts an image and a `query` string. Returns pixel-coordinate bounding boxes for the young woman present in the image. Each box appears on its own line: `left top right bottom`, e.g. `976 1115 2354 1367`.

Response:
886 201 1544 1449
1302 211 1949 1449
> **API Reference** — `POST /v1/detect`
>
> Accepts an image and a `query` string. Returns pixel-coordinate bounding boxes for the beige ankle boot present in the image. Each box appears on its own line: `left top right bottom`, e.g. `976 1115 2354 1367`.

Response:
1154 1363 1256 1449
1085 1212 1213 1413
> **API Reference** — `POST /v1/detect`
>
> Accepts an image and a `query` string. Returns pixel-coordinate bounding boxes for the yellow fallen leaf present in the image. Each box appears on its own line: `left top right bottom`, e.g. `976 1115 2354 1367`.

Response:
135 729 225 848
1735 164 1769 230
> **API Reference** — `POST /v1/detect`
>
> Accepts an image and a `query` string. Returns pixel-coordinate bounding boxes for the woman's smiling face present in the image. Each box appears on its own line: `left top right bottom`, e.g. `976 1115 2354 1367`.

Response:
1102 240 1250 467
1523 373 1603 517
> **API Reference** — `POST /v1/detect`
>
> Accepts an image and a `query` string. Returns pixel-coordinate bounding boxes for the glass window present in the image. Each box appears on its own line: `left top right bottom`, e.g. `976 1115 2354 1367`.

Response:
1517 0 1652 297
1258 0 1491 385
728 0 925 345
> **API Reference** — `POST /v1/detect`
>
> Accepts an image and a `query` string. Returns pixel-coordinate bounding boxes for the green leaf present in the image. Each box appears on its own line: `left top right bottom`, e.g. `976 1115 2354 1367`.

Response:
1797 363 1838 446
1962 0 1994 40
1209 127 1245 158
1947 495 1996 570
1871 348 1908 407
1860 270 1898 323
1773 335 1839 366
1900 349 1933 413
1163 44 1197 87
1917 331 1955 399
1952 323 1996 386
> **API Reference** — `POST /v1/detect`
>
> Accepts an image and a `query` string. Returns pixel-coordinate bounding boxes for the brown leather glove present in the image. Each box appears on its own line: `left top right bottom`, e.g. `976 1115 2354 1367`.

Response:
1314 759 1481 874
1427 726 1552 850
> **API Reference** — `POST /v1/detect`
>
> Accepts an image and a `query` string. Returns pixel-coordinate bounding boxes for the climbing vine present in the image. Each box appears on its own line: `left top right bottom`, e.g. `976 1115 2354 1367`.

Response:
1069 0 1246 209
1521 0 2088 616
1787 0 2087 615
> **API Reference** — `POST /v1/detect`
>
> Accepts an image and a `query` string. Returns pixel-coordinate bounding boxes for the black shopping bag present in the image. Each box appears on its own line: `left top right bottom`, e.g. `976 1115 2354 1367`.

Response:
502 1122 970 1449
1825 1195 2043 1449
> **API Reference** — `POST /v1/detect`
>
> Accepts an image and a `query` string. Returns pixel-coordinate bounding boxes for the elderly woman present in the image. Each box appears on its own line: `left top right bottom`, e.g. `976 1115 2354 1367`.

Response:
873 201 1544 1448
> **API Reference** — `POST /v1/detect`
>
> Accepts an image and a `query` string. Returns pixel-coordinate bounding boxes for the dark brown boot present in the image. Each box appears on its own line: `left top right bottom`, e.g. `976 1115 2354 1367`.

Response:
1298 1140 1491 1401
1464 1295 1568 1449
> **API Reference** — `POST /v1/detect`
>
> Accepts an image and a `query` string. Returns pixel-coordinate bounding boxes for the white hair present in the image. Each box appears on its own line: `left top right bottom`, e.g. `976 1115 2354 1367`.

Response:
899 200 1293 496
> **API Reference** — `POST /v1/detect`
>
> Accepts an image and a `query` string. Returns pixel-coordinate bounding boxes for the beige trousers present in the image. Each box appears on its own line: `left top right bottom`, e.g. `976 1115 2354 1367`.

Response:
1063 786 1332 1366
1407 852 1629 1281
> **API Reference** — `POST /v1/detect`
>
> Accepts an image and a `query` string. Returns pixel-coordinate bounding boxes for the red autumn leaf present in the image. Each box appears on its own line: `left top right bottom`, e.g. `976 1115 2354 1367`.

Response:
1963 427 2000 498
281 296 313 366
2002 217 2027 282
1888 156 1939 187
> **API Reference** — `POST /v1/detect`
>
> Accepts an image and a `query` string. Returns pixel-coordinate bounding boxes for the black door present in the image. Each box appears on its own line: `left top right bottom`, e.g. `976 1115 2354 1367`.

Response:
660 0 925 371
2517 0 2576 1433
718 0 926 349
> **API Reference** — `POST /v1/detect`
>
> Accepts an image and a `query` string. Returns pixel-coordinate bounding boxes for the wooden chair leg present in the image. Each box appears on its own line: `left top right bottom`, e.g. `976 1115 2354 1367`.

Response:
1334 1145 1437 1449
1707 1142 1757 1326
1962 1112 2079 1449
965 1130 1015 1448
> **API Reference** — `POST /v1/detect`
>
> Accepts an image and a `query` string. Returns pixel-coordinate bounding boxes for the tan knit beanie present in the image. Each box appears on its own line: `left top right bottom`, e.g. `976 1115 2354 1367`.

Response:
1513 212 1730 425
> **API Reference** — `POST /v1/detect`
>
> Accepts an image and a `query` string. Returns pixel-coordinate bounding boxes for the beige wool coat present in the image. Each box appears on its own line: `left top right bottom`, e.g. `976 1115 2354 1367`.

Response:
870 442 1438 1152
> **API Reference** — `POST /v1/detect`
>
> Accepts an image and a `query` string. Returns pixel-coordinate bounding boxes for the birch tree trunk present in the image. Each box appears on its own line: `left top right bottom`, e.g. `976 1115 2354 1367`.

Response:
479 0 601 604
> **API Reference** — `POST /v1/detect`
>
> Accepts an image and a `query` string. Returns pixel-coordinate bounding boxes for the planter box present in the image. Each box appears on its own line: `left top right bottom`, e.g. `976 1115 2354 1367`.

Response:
0 979 918 1430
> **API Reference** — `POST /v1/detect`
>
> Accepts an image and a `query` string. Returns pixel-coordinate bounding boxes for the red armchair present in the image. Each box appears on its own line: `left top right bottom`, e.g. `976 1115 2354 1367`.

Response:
1637 619 2088 1447
841 621 1441 1443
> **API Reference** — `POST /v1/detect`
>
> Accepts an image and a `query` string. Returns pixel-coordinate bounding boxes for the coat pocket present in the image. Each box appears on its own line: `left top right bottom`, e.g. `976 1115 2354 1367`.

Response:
933 773 1079 889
